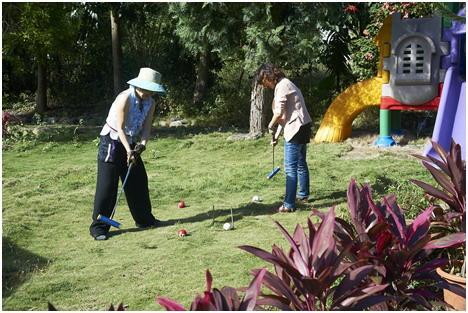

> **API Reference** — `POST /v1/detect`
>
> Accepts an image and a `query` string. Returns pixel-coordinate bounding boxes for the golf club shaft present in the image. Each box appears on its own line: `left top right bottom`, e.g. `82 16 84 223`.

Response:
272 134 275 170
110 162 133 219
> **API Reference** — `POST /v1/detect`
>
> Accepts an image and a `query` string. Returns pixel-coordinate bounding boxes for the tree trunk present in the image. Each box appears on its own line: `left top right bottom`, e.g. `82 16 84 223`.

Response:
249 80 267 137
192 48 210 106
110 5 123 96
36 59 47 114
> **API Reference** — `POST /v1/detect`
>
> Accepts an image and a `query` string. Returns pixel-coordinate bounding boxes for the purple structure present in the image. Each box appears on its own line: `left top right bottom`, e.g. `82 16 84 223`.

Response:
424 8 466 160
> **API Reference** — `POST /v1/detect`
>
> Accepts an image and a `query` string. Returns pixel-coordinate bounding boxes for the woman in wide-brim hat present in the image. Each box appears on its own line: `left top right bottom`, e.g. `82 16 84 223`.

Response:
89 68 165 241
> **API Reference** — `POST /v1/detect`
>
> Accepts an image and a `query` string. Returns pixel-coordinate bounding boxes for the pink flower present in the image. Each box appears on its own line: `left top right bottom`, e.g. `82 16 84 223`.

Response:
363 29 370 37
344 4 359 14
364 52 374 60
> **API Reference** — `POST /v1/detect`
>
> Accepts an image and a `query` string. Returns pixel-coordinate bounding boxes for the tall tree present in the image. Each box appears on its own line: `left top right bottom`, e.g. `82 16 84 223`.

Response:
168 3 243 108
110 4 123 95
248 80 267 137
2 3 77 113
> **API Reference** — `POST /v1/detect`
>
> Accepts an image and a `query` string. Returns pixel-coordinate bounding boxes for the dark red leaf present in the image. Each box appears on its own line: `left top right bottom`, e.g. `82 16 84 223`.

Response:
432 140 449 163
422 161 458 195
383 195 406 243
437 280 467 297
413 153 449 176
219 286 240 310
293 224 310 270
260 270 303 309
339 284 389 307
238 268 266 310
347 295 390 310
205 269 213 292
333 265 376 304
307 217 316 251
413 258 448 279
157 297 186 311
256 295 292 310
239 245 302 278
212 288 230 310
406 206 433 247
311 207 336 272
410 179 456 207
424 232 466 249
273 221 309 276
190 293 216 311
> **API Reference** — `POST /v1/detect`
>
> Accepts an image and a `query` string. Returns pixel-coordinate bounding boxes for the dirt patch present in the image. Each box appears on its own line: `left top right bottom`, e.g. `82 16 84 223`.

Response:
340 130 430 160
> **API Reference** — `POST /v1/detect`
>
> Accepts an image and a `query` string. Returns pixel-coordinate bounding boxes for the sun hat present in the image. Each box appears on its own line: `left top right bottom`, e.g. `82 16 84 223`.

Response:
127 68 166 95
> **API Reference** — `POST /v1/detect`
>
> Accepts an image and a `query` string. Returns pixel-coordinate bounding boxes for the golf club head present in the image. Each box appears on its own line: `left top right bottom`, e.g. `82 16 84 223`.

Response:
97 214 121 228
267 167 281 179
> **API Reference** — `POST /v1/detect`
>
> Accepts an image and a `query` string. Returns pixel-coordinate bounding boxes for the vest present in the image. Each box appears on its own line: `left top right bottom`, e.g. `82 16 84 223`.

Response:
100 87 153 143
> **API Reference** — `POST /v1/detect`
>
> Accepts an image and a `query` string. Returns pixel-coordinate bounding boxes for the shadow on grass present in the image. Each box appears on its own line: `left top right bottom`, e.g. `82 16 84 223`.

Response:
107 191 347 238
164 201 282 226
108 227 148 238
372 175 396 196
311 190 347 210
2 237 51 298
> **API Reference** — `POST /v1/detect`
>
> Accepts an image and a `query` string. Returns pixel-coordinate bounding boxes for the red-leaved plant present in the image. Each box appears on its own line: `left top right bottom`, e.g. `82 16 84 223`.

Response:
157 268 266 310
411 140 466 277
333 178 465 310
239 207 389 310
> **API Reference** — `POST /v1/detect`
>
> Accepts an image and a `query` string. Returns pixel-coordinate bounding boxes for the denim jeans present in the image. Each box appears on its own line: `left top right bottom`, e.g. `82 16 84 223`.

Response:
283 141 309 209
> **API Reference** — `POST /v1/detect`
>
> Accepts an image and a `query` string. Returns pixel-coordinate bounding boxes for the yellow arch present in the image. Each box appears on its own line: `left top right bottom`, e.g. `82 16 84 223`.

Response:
314 77 382 143
314 15 392 143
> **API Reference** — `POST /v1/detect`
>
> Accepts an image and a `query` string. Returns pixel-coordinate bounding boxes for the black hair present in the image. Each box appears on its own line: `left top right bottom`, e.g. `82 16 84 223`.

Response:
255 63 285 84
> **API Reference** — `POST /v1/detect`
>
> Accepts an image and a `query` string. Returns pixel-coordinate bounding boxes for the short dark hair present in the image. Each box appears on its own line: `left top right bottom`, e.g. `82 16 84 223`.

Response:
255 63 285 84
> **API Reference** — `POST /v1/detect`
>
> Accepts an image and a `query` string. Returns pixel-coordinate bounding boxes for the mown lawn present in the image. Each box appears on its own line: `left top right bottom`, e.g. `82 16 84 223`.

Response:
2 127 433 310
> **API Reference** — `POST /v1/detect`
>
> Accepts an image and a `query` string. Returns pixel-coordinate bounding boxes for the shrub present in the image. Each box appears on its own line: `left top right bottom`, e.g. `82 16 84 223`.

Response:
334 179 455 310
240 208 389 310
411 140 466 277
157 269 266 310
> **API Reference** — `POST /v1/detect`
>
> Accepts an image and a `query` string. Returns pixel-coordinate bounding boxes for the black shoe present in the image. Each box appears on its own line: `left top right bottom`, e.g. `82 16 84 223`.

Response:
94 234 108 241
136 219 162 229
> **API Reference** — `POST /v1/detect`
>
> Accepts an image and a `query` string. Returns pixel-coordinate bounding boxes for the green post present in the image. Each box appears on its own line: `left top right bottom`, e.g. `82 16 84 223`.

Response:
380 109 391 136
375 109 395 147
391 110 402 134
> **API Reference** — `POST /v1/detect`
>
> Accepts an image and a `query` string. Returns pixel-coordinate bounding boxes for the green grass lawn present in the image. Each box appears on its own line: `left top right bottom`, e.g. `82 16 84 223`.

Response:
2 128 433 310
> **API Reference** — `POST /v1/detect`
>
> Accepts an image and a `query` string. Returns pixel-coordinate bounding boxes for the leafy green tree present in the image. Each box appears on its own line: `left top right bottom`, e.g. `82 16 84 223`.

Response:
168 3 244 108
3 3 78 113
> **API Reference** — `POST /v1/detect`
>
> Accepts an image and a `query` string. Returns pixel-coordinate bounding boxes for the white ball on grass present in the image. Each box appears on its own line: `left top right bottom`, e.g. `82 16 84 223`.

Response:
223 223 232 231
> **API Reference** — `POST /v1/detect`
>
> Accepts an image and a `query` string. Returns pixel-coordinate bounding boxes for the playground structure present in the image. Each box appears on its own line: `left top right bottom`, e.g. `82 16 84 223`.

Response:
314 8 465 159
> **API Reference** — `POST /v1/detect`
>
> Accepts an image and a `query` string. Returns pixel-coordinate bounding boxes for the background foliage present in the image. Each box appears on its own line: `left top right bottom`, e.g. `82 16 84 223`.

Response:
2 2 452 128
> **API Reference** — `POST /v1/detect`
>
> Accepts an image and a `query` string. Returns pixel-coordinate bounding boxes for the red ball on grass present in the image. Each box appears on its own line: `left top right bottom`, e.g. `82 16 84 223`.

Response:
178 229 188 237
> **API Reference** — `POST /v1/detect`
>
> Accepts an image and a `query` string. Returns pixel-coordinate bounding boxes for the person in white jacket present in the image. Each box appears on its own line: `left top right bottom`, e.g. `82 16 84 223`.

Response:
90 68 165 240
256 63 312 213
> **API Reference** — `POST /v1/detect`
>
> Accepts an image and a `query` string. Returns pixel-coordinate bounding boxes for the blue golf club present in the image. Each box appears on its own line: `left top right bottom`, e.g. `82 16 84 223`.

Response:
267 131 281 179
97 162 134 228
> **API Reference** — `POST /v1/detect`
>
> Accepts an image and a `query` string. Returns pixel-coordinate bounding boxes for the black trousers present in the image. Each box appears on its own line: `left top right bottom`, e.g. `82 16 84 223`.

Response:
89 135 157 237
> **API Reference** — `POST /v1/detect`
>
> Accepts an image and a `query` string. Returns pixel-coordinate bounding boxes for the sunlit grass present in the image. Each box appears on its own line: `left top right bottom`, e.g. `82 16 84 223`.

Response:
2 130 432 310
